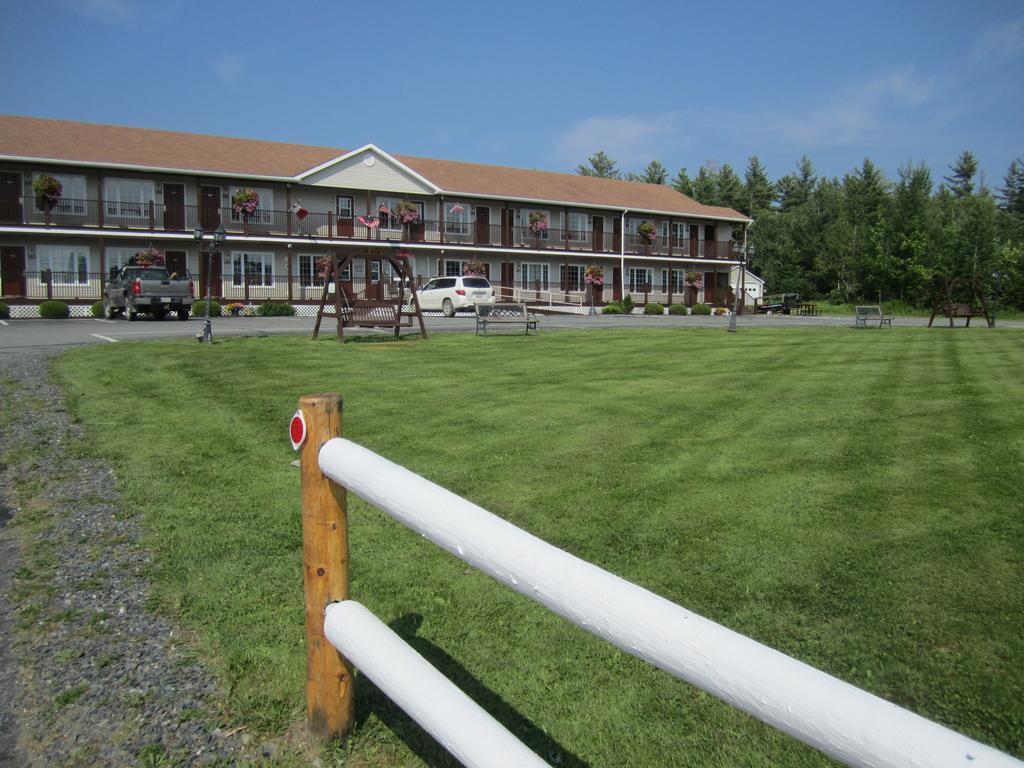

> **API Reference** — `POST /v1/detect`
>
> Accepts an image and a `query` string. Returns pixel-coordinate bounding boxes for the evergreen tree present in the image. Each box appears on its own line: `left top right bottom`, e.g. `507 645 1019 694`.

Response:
716 164 746 212
999 156 1024 215
944 150 979 198
672 167 694 197
743 156 774 215
692 165 719 206
639 160 668 185
776 156 817 211
576 151 621 179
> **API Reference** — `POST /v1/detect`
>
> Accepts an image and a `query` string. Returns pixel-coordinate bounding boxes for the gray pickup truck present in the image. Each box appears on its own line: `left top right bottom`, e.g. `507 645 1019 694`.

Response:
102 266 193 321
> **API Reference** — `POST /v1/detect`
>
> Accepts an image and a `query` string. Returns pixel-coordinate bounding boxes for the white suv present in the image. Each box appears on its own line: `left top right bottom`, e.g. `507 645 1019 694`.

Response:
415 276 495 317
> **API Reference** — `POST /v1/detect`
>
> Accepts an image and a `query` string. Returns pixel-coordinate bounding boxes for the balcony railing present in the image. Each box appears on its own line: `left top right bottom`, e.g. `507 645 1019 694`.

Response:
0 198 741 260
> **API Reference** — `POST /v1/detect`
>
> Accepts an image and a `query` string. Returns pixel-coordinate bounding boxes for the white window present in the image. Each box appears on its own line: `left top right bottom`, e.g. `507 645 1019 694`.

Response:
105 178 155 221
444 260 464 276
519 209 550 240
230 251 274 287
298 254 324 287
566 213 589 242
104 247 139 273
559 264 585 291
522 263 549 289
444 202 472 236
34 173 87 216
662 269 686 293
670 222 688 244
37 245 90 284
336 196 353 218
628 267 653 292
228 186 274 225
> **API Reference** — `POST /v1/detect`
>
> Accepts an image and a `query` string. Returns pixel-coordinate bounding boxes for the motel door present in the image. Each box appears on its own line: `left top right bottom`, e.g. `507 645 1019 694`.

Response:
0 173 22 224
201 250 223 299
1 246 26 297
612 267 622 301
703 272 717 304
200 186 221 230
165 250 187 278
164 183 185 230
475 206 490 245
501 262 514 299
592 216 604 252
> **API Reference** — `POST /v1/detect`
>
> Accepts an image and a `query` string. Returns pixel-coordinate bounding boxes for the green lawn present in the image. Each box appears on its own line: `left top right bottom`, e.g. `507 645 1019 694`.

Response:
54 327 1024 767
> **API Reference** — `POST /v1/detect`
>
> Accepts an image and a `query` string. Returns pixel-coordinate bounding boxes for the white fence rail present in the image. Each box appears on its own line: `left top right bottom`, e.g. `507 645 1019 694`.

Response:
323 600 548 768
318 436 1022 768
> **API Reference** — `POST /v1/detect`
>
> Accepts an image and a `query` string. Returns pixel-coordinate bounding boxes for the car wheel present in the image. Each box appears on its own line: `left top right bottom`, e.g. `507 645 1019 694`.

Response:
442 299 455 318
178 309 190 321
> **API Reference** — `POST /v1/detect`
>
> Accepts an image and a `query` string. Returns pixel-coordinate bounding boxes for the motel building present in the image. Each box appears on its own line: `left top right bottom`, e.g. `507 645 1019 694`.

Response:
0 115 752 316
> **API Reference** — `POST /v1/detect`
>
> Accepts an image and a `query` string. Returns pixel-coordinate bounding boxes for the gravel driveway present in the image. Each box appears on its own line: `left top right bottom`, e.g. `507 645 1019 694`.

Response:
0 347 252 766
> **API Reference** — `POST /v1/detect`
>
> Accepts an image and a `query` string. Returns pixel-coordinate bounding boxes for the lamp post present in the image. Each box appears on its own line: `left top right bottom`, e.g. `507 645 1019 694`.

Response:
728 227 747 333
193 225 226 343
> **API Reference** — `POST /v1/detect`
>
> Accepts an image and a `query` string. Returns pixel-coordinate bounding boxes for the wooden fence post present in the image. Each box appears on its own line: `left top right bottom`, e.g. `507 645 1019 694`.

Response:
299 393 354 741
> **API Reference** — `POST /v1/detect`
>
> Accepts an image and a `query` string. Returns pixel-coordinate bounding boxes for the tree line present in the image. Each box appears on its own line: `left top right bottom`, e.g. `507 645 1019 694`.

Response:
577 150 1024 309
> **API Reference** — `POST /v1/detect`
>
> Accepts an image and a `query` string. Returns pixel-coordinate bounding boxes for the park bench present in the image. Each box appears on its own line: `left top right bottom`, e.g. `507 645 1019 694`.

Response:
475 303 538 335
854 305 893 328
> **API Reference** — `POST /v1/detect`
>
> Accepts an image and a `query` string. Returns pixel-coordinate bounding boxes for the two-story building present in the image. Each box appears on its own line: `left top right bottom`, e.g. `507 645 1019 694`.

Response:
0 115 751 315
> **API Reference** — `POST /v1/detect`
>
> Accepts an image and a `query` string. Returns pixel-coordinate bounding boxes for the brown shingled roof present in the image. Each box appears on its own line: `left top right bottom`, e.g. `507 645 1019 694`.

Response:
0 114 749 221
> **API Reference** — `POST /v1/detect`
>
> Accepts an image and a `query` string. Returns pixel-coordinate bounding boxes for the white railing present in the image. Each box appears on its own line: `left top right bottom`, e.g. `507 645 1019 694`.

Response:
323 600 547 768
496 285 586 308
313 434 1022 768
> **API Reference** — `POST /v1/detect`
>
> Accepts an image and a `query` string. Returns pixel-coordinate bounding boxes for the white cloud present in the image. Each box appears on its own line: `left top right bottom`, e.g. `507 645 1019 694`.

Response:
68 0 137 24
215 55 243 86
554 113 692 171
971 18 1024 63
757 68 935 148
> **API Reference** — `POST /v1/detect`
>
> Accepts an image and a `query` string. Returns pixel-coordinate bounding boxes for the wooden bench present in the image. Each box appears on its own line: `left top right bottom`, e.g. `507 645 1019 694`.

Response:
854 305 893 328
943 303 984 324
350 300 411 328
475 303 538 335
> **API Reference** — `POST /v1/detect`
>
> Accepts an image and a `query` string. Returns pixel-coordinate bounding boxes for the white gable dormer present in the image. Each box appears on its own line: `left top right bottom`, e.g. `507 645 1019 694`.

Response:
298 144 437 195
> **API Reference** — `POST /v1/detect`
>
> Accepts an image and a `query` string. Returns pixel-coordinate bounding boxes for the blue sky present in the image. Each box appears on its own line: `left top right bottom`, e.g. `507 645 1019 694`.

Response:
3 0 1022 190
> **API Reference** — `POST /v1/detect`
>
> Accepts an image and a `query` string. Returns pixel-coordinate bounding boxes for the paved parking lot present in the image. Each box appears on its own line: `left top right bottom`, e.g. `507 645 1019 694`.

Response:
0 311 1017 351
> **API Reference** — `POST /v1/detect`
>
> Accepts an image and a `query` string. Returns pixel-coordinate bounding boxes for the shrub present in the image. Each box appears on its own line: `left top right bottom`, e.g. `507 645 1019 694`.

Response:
668 303 688 315
192 299 221 317
690 303 712 315
622 295 635 314
39 300 70 319
91 301 104 318
601 303 624 314
0 302 9 319
256 302 296 317
644 302 665 315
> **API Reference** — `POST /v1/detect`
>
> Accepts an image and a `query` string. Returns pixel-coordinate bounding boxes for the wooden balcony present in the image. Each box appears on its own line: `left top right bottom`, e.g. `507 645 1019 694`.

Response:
0 199 740 260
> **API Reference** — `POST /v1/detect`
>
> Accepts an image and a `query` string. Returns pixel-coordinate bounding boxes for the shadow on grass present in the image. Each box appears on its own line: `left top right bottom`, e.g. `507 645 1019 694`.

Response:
353 613 588 767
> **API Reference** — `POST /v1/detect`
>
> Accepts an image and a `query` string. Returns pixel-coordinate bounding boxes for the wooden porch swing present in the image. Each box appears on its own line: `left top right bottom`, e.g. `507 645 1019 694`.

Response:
927 277 993 328
312 251 428 341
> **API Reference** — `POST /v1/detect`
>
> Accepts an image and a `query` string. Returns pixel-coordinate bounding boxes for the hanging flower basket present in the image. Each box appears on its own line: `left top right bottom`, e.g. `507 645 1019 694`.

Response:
231 188 260 218
133 247 165 267
528 211 549 237
637 221 657 244
33 175 63 212
463 260 486 277
685 270 702 288
394 200 420 225
584 265 605 286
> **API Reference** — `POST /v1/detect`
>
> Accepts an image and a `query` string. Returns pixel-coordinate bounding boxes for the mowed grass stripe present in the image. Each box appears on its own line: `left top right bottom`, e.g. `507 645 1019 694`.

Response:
54 328 1023 767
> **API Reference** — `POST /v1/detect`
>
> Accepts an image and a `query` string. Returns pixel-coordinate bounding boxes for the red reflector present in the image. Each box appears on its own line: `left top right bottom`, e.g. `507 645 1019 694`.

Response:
289 410 307 451
455 289 466 295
